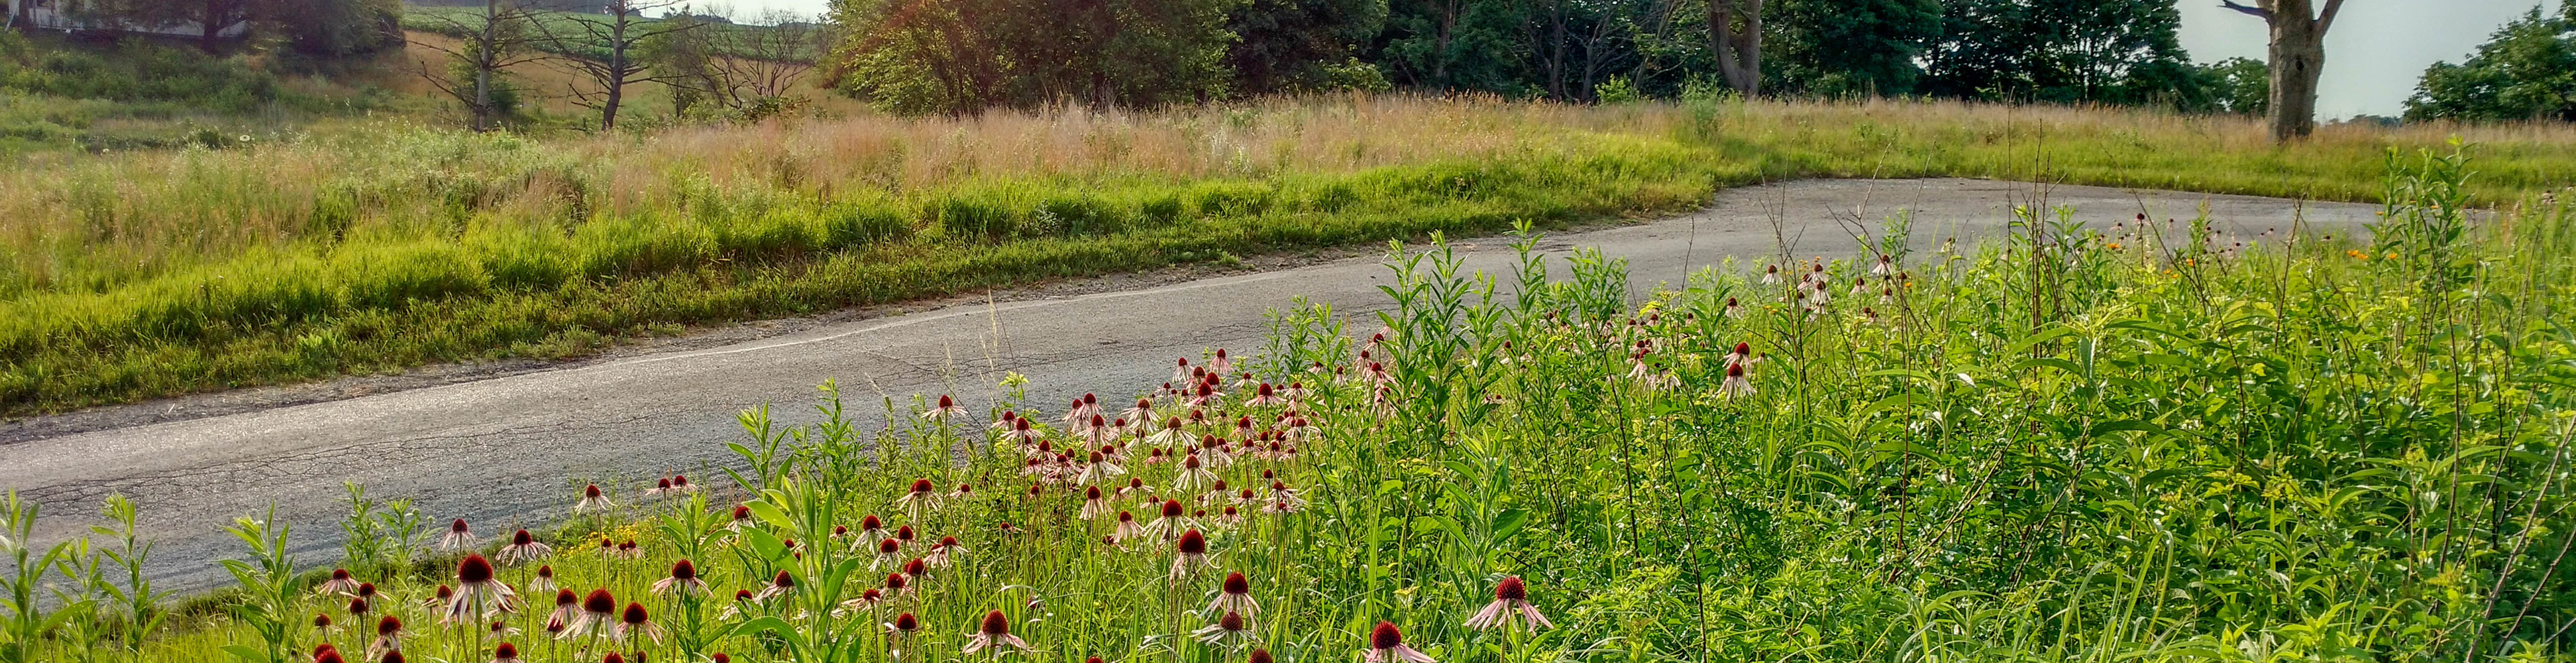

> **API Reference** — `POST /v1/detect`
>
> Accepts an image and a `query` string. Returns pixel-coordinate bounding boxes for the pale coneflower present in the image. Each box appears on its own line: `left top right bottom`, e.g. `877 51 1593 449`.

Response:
421 585 453 612
1364 622 1436 663
314 645 347 663
755 570 798 601
926 536 965 568
1173 453 1216 491
1210 349 1234 373
439 519 476 552
1207 572 1260 617
1194 610 1258 648
1724 297 1746 318
1144 499 1189 541
545 589 580 631
1761 264 1781 285
313 612 333 634
960 610 1030 654
612 602 663 644
1170 529 1212 579
922 394 969 422
1247 383 1285 407
898 479 939 516
574 485 613 514
496 530 552 566
651 560 707 597
883 611 920 637
645 477 676 498
368 615 404 659
1077 451 1124 485
1113 511 1144 546
612 540 644 560
873 538 904 570
1172 357 1194 383
1463 576 1552 631
528 566 557 593
1081 485 1113 520
1122 397 1155 424
1719 362 1755 398
1148 416 1189 448
559 589 617 640
487 642 521 663
1724 341 1754 369
319 568 361 595
1872 254 1894 276
882 572 910 597
445 554 520 623
488 619 518 639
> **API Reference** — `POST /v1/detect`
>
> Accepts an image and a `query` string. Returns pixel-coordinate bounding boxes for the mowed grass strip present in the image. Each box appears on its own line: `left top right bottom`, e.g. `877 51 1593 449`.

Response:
5 95 2575 416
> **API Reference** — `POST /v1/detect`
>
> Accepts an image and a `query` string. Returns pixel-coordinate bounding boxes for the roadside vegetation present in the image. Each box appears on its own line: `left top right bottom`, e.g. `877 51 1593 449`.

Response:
1 147 2569 662
8 94 2576 417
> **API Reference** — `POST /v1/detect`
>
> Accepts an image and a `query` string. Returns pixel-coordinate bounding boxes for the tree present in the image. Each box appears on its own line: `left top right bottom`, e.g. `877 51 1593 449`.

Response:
828 0 1243 115
1377 0 1534 92
2198 56 2267 115
2405 5 2576 123
69 0 256 52
533 0 702 129
1703 0 1761 95
651 10 831 119
1768 0 1940 97
1224 0 1387 94
2220 0 2345 141
1921 0 2200 107
411 0 547 131
272 0 403 56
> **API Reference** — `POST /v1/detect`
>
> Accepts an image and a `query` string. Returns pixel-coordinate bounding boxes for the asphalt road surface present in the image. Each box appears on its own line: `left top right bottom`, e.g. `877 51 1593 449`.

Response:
0 178 2380 591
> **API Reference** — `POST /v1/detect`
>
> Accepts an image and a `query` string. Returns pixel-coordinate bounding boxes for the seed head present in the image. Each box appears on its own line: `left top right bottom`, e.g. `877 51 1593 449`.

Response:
1162 499 1184 518
879 538 900 554
979 610 1011 636
1495 576 1526 600
555 589 577 607
1219 611 1246 631
620 602 649 627
314 613 332 628
582 589 616 615
892 613 918 632
1370 621 1403 650
456 554 495 584
669 560 697 581
493 643 518 660
377 615 403 636
512 530 534 546
910 479 934 495
1177 529 1207 555
884 572 908 591
1224 572 1250 595
771 571 796 589
1251 650 1273 663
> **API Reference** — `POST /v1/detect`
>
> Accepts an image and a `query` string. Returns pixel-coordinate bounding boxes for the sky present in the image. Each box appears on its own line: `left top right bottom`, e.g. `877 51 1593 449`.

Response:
695 0 2543 119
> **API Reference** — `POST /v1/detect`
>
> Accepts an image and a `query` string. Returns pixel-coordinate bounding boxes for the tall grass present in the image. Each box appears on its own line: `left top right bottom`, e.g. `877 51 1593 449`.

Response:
1 146 2569 662
8 95 2576 415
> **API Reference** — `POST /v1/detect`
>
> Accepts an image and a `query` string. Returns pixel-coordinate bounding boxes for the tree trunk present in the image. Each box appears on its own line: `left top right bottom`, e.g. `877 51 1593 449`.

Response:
473 0 498 132
2261 0 2341 142
200 0 222 53
1705 0 1761 96
602 11 628 130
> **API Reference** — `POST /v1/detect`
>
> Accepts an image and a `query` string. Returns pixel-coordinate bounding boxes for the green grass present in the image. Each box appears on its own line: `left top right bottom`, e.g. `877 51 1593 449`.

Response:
5 145 2570 662
7 96 2576 417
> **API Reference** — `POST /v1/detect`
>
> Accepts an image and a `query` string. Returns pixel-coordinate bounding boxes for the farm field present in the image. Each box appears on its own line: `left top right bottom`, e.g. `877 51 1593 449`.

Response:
1 145 2573 662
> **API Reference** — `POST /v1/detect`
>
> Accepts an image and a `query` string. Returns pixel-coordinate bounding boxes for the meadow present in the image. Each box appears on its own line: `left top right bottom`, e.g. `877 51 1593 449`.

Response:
0 145 2571 662
9 94 2576 416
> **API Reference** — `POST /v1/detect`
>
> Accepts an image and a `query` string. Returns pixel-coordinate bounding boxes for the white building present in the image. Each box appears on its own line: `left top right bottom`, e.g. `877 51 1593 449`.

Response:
3 0 252 38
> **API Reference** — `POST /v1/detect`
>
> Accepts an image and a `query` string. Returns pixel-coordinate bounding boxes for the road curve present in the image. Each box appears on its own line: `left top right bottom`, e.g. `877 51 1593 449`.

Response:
0 178 2379 591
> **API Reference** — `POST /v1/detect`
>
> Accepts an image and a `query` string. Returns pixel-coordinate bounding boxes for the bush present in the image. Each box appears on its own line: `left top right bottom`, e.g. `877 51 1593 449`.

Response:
818 204 914 249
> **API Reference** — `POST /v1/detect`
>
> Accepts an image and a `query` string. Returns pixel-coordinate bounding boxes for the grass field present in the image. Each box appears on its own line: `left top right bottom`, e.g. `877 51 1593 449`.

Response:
5 95 2576 417
3 144 2569 662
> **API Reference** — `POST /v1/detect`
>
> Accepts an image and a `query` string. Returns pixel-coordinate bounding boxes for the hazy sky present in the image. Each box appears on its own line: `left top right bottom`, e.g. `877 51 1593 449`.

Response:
700 0 2538 119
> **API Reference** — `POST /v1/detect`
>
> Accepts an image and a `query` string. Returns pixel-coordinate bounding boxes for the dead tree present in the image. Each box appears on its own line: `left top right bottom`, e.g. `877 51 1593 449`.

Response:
2222 0 2346 142
535 0 700 130
411 0 548 132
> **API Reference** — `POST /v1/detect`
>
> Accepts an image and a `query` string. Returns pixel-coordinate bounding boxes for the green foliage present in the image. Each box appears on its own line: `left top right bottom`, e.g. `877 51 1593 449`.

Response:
1223 0 1389 94
2194 56 2268 115
0 38 278 111
272 0 405 56
1375 0 1537 93
1768 0 1943 97
2406 4 2576 123
1921 0 2204 107
827 0 1246 115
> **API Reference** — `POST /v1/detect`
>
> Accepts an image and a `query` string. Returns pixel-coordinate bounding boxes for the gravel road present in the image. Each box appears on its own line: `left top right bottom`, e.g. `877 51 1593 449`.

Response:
0 178 2379 591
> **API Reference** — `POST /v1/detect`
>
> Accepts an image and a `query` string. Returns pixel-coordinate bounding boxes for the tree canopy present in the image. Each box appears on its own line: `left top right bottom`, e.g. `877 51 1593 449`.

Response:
2407 4 2576 123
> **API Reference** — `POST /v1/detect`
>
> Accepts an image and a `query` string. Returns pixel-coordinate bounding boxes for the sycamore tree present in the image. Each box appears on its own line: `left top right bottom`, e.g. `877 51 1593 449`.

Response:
2406 4 2576 123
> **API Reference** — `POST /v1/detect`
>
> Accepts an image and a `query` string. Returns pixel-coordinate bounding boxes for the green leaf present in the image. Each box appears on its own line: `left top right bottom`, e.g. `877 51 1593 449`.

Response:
1492 508 1530 542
